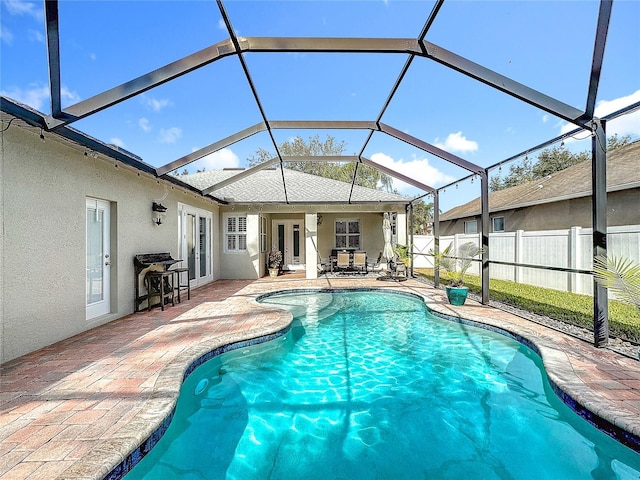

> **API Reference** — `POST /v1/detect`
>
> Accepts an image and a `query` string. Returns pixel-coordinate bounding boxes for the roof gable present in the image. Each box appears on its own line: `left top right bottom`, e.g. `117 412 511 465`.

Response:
180 168 410 204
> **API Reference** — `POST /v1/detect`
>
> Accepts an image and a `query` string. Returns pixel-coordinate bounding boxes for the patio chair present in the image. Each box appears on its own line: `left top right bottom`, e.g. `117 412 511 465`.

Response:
352 252 367 274
368 252 383 272
318 257 330 274
336 252 351 272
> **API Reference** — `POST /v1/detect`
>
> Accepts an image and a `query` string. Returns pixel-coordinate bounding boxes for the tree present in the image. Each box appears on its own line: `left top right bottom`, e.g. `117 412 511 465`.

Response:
411 201 434 234
490 134 633 192
247 134 393 191
531 146 589 179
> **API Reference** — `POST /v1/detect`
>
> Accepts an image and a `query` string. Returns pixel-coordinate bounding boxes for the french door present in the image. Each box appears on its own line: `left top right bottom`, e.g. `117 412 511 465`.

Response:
86 198 111 319
179 204 213 287
273 220 304 270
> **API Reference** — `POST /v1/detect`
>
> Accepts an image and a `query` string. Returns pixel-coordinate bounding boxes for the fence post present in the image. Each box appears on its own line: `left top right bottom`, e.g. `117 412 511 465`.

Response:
515 230 523 283
568 226 581 294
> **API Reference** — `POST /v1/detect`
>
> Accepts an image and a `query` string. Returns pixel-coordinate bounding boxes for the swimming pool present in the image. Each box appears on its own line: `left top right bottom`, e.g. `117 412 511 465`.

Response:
124 290 640 479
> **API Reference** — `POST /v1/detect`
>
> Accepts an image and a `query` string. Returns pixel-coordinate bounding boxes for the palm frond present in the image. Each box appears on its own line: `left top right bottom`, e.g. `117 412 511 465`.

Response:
593 255 640 309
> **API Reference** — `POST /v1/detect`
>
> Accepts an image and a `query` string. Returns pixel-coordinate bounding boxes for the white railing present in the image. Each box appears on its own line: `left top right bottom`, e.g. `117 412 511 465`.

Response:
412 225 640 295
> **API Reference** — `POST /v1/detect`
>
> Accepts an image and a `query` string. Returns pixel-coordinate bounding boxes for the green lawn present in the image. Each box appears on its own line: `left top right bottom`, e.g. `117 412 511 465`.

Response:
414 268 640 344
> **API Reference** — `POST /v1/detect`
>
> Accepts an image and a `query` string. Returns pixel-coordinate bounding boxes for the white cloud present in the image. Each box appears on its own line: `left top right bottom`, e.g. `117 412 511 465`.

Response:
61 86 80 104
0 84 49 110
542 114 549 123
4 0 43 21
1 25 14 44
559 90 640 139
139 117 151 132
110 137 125 148
144 96 171 112
595 89 640 138
218 18 225 30
89 53 96 61
27 28 44 43
198 148 240 170
1 83 79 111
159 127 182 144
370 152 455 193
433 131 478 153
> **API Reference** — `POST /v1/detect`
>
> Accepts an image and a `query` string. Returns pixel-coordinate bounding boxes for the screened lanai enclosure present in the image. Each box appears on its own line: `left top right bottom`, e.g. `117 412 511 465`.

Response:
1 0 639 349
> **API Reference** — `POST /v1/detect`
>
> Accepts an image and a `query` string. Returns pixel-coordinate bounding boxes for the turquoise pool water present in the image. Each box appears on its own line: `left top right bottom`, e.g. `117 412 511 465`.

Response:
125 290 640 479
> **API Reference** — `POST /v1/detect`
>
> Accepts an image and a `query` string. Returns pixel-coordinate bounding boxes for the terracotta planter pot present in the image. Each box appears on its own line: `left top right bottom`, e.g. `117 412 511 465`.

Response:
445 286 469 306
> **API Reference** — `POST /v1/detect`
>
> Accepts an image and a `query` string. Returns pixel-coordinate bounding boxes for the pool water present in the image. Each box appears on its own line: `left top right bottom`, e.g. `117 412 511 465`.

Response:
125 291 640 479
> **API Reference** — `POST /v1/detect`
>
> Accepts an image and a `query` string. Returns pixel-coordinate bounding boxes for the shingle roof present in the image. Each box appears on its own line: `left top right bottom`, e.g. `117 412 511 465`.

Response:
441 140 640 221
180 168 410 204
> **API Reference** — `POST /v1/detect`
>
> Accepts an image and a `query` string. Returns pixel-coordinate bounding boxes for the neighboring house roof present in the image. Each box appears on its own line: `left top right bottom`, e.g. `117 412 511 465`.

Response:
440 140 640 221
179 168 410 204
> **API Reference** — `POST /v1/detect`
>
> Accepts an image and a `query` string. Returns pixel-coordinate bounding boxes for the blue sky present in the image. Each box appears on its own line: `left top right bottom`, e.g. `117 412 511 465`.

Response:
2 0 639 211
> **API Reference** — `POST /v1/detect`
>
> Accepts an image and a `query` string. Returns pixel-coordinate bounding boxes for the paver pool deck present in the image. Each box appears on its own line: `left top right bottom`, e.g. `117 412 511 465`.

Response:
1 275 640 479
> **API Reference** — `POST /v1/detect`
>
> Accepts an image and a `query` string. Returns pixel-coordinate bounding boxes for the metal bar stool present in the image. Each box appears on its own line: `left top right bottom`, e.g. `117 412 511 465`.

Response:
144 271 175 311
171 267 191 303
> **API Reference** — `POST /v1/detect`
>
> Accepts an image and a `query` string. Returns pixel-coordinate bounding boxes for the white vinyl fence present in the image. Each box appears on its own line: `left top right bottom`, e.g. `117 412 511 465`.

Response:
412 225 640 295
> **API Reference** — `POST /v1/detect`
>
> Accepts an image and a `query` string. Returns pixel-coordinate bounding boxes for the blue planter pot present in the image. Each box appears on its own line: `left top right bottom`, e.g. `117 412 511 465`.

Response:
445 286 469 306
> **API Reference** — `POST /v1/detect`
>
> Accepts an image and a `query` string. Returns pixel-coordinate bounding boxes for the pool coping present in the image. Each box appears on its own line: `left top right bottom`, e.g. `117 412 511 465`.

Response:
37 282 640 479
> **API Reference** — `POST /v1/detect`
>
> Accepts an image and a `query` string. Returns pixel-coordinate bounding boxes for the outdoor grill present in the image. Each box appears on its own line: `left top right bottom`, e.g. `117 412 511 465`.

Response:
134 253 181 312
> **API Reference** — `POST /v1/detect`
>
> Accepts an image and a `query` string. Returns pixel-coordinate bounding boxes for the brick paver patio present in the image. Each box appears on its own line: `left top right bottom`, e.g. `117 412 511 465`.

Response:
1 275 639 479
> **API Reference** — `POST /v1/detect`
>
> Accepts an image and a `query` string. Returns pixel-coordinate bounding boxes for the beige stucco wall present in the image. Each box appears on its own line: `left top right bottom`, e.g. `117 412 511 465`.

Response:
1 125 219 363
218 207 263 279
440 190 640 235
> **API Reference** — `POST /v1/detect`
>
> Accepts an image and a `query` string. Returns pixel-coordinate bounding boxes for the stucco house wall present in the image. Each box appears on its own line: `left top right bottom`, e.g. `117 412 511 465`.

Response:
1 125 219 362
218 208 263 280
1 121 410 363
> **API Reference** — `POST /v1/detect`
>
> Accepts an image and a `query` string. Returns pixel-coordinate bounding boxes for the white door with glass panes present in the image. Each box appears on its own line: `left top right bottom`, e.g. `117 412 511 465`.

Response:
273 220 304 270
86 198 111 319
178 204 213 288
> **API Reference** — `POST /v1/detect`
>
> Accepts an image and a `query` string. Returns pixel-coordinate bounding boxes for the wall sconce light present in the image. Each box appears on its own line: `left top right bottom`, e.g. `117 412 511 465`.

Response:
152 202 167 226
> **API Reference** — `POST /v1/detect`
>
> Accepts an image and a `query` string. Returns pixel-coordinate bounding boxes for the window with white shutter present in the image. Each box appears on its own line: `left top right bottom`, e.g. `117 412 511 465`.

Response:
225 214 248 253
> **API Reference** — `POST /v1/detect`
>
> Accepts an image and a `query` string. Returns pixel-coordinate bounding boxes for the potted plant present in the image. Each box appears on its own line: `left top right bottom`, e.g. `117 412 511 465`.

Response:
430 242 484 305
268 249 283 277
394 244 409 267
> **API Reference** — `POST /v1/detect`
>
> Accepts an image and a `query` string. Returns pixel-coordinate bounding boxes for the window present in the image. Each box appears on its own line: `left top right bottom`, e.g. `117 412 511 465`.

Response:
492 216 505 232
225 214 247 252
335 219 361 249
464 220 478 234
260 216 267 253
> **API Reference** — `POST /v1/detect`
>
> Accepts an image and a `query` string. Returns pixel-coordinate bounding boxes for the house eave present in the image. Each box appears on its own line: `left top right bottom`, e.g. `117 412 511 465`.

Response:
440 181 640 221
